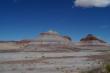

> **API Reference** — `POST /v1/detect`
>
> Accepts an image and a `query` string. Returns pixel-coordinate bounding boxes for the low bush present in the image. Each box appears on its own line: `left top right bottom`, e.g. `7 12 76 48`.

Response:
105 64 110 73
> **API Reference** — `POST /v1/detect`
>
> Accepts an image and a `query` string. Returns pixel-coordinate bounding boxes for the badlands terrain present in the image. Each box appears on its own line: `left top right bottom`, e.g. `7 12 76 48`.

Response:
0 31 110 73
0 43 110 73
0 45 110 73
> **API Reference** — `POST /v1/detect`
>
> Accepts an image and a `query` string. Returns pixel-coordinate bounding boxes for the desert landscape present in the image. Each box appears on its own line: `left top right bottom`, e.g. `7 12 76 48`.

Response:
0 0 110 73
0 31 110 73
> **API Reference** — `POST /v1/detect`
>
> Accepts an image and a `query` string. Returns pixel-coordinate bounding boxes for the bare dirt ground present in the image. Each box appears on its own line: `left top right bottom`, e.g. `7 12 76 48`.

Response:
0 43 20 50
0 51 109 73
0 43 110 73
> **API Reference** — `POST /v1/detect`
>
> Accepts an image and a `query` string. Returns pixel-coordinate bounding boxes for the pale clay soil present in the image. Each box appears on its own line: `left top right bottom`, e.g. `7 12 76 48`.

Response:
0 43 110 73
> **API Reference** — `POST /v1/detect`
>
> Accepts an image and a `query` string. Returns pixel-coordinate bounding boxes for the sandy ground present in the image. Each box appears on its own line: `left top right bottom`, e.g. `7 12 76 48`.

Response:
0 43 20 50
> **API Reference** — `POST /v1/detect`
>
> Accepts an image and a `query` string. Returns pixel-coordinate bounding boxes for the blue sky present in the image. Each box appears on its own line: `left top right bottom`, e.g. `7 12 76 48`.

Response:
0 0 110 42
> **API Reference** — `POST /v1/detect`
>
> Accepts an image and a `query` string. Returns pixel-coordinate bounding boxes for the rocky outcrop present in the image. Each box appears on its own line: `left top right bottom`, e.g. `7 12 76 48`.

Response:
35 30 72 42
77 34 108 47
22 30 74 52
16 40 31 47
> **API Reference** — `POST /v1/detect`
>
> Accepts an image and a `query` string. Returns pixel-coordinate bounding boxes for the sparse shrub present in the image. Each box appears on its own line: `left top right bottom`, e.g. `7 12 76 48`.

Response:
56 67 60 70
105 64 110 73
42 56 45 58
76 67 80 70
11 68 17 71
27 68 35 71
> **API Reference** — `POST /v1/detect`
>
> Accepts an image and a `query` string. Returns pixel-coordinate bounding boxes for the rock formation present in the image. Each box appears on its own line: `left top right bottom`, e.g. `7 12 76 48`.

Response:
78 34 108 47
0 32 109 52
16 40 31 47
22 30 74 52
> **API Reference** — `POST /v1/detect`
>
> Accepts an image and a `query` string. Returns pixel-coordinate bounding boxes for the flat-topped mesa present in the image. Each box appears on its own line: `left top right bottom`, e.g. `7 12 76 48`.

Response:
78 34 108 46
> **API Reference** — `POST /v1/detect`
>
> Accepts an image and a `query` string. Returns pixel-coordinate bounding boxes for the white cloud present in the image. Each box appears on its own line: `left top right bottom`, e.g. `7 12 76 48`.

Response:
74 0 110 8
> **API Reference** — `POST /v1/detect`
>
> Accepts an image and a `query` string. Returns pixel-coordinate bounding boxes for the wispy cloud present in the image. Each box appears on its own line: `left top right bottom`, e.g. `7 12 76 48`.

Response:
100 25 110 29
74 0 110 8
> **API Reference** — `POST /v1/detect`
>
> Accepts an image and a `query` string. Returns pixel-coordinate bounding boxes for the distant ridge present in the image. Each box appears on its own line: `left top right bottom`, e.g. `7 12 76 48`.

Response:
0 31 109 52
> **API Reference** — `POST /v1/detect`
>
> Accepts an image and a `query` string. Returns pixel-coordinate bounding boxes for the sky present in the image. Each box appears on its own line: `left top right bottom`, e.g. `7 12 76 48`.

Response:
0 0 110 43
